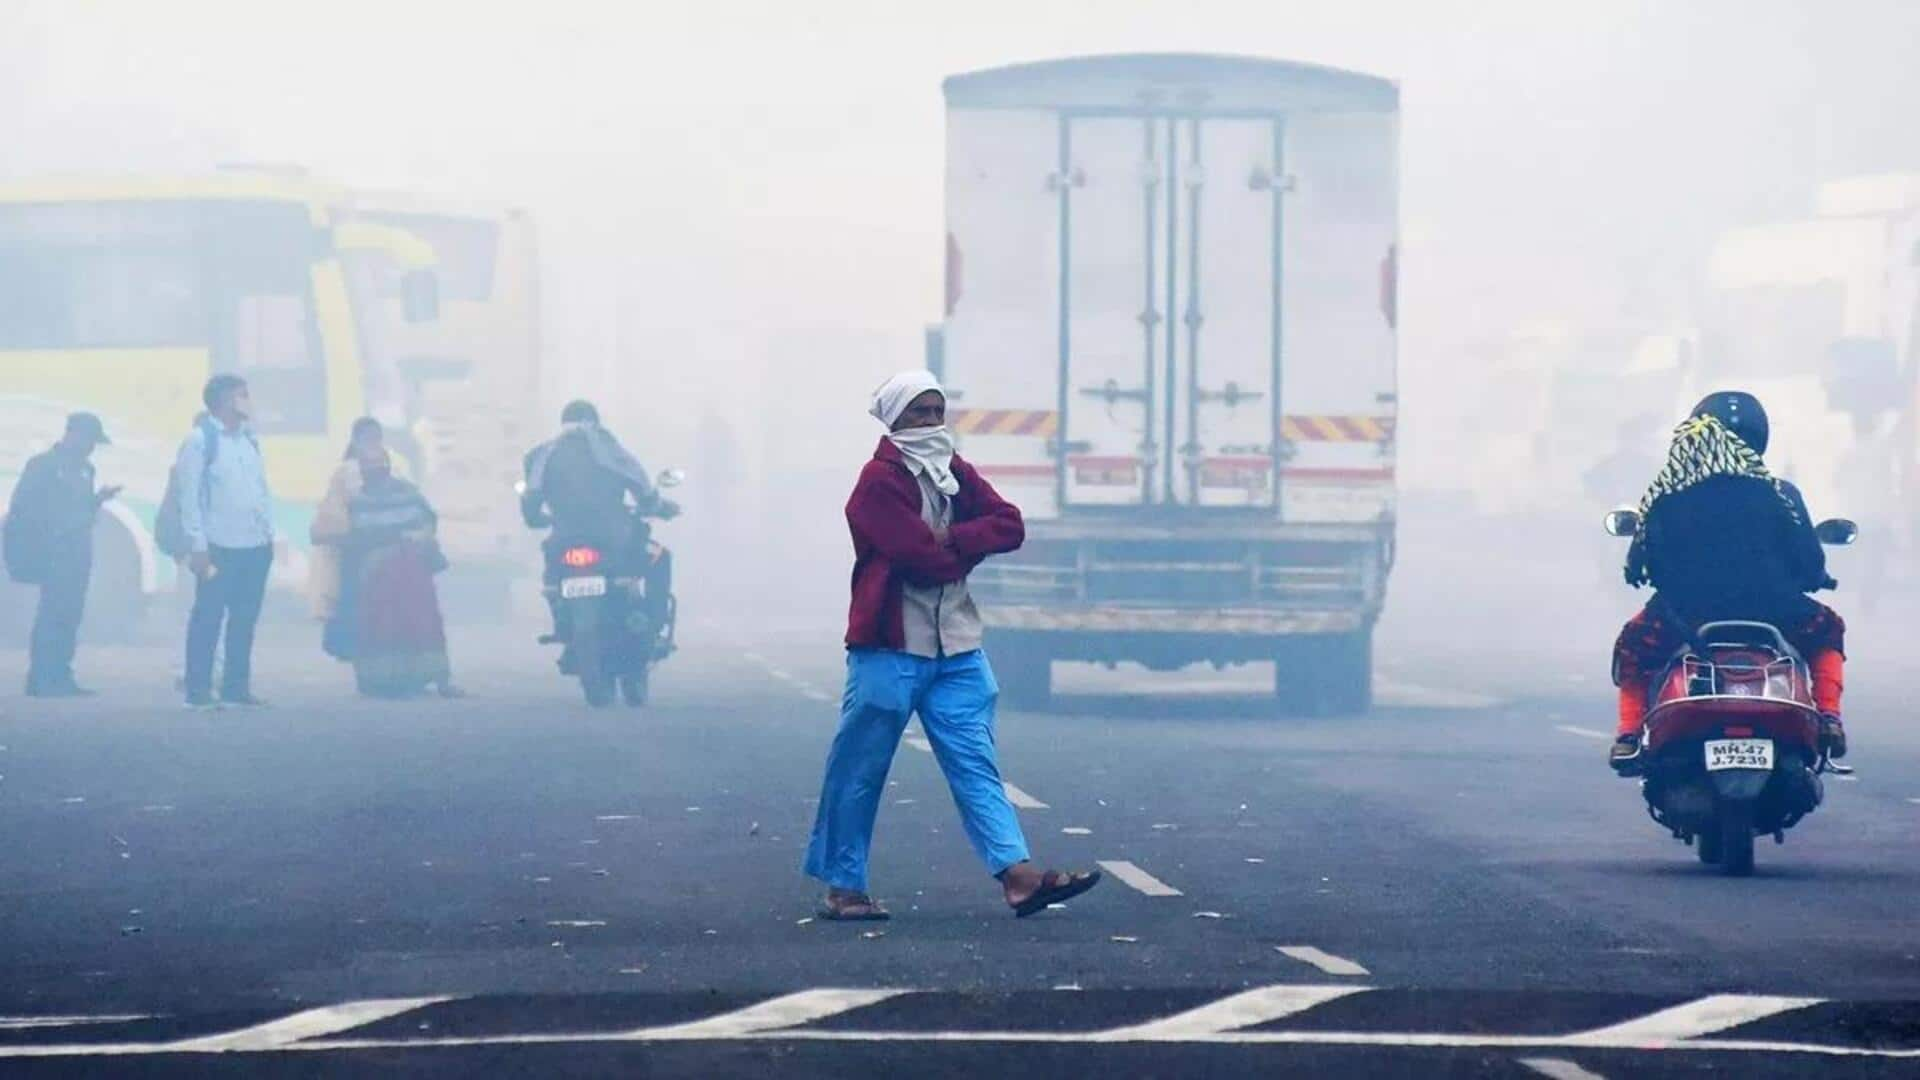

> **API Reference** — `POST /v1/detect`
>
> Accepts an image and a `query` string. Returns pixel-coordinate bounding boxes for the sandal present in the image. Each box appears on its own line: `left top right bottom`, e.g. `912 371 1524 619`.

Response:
818 894 891 921
1011 868 1102 918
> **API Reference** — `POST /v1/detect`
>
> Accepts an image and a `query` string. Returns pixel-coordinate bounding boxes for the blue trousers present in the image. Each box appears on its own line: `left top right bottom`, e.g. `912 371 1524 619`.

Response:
804 649 1031 892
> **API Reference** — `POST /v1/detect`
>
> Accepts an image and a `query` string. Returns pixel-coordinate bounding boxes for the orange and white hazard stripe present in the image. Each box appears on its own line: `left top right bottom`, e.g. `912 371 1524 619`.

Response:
1280 416 1396 443
950 409 1059 437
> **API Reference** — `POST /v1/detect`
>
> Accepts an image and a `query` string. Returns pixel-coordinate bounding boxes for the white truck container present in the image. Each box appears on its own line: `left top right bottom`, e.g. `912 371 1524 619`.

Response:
934 54 1399 712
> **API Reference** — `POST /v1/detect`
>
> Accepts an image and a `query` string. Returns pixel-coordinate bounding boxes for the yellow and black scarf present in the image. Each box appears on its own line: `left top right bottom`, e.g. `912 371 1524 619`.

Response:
1625 414 1799 586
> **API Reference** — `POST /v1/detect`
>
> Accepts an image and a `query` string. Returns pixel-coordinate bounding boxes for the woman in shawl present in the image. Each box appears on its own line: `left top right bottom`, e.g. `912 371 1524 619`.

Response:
310 418 382 641
335 439 461 698
1610 392 1845 766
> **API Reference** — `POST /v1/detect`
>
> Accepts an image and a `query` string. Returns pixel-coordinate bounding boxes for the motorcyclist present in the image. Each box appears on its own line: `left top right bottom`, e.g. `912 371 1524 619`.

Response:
521 400 677 655
1610 391 1846 768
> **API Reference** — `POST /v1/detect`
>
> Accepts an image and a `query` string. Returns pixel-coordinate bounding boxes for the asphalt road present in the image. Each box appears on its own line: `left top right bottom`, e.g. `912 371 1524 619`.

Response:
1 599 1916 1077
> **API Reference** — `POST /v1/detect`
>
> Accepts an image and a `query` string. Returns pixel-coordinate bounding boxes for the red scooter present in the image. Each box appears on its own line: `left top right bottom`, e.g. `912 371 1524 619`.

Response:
1603 510 1856 876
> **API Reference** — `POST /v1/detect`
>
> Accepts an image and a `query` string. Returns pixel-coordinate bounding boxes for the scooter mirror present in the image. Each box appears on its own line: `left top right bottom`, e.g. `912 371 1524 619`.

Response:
1814 518 1858 546
1603 508 1641 537
658 468 686 489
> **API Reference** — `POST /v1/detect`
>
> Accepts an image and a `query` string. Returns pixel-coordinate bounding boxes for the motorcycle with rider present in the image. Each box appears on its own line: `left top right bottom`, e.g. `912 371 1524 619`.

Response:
520 400 682 707
1604 391 1856 875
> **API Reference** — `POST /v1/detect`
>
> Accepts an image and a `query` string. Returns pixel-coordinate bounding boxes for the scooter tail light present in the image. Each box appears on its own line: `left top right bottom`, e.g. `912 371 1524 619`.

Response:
1723 726 1754 738
561 547 601 569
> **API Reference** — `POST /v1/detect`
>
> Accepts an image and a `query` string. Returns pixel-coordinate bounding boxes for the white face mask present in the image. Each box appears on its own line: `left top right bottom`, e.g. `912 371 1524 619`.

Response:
887 425 958 496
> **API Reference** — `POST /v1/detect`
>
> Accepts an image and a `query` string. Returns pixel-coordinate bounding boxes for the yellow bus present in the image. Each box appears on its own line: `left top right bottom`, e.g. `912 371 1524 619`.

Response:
0 170 540 630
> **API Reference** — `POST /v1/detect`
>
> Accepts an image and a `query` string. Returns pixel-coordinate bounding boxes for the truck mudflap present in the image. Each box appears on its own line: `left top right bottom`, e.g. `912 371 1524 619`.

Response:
981 605 1365 635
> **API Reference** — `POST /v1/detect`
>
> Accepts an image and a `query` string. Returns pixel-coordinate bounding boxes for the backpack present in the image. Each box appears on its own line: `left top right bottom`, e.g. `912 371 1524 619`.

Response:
4 454 51 584
155 419 256 558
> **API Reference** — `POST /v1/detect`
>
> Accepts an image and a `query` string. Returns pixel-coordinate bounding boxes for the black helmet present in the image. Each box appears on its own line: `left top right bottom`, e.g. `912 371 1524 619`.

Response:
1690 390 1769 455
561 400 600 425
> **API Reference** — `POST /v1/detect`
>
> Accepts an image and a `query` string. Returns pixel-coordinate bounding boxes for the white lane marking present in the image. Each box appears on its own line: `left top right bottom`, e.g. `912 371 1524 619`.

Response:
170 997 451 1052
637 988 905 1039
1003 782 1048 810
767 669 795 683
1556 725 1613 741
1099 985 1367 1039
1907 798 1920 805
1062 827 1092 836
802 689 834 703
743 652 767 665
0 995 1913 1058
903 734 932 754
1569 994 1823 1044
1374 679 1502 710
1096 860 1183 897
1521 1058 1609 1080
0 1015 150 1030
1276 946 1370 976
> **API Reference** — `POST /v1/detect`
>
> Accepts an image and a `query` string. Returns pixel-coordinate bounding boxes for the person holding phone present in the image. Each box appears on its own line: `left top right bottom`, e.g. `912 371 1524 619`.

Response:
4 412 120 697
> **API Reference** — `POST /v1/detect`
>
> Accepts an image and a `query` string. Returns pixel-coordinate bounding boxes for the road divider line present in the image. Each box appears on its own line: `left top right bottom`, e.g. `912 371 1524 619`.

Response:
1569 994 1823 1044
638 989 906 1039
170 997 452 1052
1555 725 1613 741
1004 783 1048 810
1373 679 1502 710
1276 946 1370 976
1099 985 1367 1039
903 733 932 754
1097 860 1183 897
1520 1058 1609 1080
0 1016 150 1030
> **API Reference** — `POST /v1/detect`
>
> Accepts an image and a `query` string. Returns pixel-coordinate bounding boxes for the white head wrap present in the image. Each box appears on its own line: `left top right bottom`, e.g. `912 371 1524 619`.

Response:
868 370 958 496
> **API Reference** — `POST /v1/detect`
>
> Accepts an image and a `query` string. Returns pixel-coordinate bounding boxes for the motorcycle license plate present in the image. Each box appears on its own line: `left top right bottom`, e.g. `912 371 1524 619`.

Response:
1704 738 1774 772
560 576 608 600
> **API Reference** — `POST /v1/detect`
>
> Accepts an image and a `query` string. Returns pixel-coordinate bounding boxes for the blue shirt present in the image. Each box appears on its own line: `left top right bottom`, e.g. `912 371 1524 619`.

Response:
174 422 273 553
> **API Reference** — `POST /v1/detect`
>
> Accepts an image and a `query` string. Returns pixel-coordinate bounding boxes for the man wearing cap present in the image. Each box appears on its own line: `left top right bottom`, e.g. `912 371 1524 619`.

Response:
4 413 121 697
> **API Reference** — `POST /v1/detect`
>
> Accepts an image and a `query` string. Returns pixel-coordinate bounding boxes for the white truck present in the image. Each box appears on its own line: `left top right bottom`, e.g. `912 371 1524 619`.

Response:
932 54 1400 712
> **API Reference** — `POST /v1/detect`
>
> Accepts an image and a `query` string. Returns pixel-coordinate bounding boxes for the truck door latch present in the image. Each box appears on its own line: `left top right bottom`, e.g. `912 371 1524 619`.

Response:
1078 379 1151 406
1195 381 1265 408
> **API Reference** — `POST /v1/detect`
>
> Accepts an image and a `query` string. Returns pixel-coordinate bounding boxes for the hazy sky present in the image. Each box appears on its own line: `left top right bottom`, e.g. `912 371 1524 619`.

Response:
5 0 1917 486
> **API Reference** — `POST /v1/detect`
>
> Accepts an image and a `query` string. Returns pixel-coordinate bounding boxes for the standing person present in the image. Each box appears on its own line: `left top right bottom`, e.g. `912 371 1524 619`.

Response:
335 444 460 698
176 375 275 709
3 413 120 697
803 371 1102 919
310 418 379 637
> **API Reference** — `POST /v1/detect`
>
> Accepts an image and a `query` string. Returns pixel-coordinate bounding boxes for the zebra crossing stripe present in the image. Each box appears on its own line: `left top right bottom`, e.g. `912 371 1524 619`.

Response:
641 989 907 1040
1567 994 1823 1044
170 998 453 1052
1099 985 1367 1039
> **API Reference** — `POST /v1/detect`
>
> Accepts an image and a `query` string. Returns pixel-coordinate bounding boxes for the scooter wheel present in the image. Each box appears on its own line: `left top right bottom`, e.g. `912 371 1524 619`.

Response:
1695 828 1723 865
1717 804 1756 877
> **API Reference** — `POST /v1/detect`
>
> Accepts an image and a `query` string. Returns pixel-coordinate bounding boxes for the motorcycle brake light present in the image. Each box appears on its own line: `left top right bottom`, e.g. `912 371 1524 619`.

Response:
1723 726 1754 737
561 547 601 569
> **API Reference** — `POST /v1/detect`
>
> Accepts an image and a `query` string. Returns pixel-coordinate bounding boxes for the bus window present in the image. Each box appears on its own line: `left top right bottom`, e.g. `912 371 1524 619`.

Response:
204 202 327 435
0 203 203 349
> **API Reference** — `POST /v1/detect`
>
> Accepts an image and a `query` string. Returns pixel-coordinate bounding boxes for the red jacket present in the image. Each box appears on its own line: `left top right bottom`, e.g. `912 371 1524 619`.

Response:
844 438 1024 650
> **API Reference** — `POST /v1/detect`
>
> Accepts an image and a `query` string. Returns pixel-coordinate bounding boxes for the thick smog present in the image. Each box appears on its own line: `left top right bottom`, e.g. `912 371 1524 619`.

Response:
1 3 1916 1077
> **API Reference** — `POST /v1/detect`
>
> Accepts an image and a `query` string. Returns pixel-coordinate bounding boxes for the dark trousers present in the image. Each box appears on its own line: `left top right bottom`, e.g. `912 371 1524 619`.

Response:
28 555 91 690
185 544 273 699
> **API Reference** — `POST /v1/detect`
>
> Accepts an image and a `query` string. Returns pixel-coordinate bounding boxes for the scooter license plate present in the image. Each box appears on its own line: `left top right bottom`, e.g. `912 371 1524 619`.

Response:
560 576 608 600
1704 738 1774 771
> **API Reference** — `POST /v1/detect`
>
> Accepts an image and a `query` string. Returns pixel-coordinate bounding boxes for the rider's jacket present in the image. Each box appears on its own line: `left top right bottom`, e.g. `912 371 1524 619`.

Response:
1630 474 1827 615
522 426 655 542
